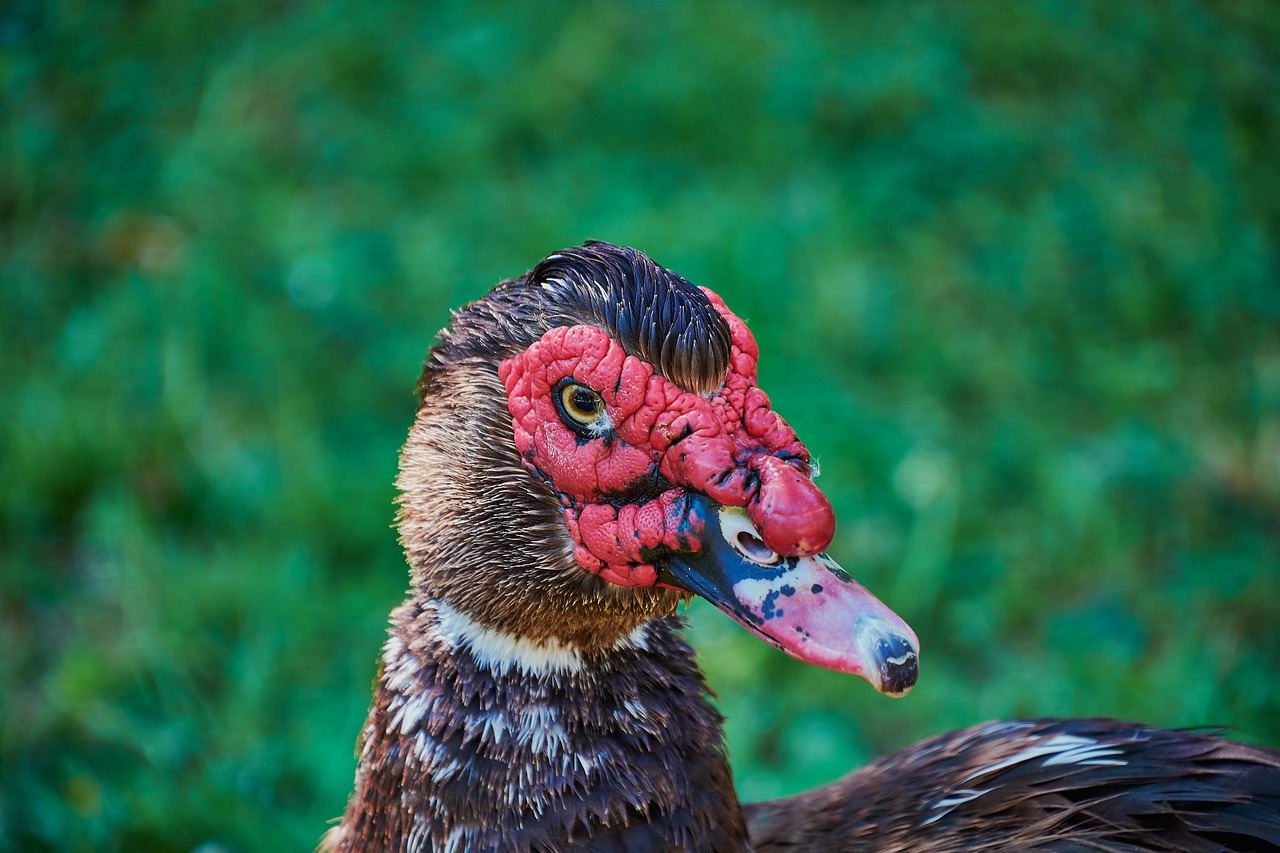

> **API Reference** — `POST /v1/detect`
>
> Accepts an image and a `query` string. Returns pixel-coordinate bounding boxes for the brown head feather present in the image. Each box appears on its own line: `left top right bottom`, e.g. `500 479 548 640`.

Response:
399 243 726 648
418 241 732 398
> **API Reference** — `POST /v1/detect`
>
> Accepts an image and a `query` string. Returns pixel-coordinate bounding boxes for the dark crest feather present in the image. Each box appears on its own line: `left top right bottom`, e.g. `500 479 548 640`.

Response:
424 242 732 397
531 242 732 395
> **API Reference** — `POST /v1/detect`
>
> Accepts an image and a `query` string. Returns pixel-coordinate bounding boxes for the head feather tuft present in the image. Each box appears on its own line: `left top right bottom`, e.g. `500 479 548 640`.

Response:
424 241 732 397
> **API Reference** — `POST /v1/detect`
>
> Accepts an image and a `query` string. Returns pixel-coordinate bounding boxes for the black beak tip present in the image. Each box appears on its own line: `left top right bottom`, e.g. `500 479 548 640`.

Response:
876 634 920 697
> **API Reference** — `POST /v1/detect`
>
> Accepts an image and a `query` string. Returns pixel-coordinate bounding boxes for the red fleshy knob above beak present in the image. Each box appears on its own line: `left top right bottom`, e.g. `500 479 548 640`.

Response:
748 455 835 557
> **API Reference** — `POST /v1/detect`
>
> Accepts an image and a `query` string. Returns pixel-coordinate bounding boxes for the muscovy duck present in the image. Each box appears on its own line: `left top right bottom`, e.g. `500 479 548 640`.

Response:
325 241 1280 852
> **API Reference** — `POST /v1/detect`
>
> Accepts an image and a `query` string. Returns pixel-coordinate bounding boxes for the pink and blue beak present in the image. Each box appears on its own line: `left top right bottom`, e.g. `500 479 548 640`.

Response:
661 494 920 697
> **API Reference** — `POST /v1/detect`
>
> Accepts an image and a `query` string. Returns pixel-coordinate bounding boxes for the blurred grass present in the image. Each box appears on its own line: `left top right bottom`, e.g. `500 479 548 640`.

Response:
3 0 1279 849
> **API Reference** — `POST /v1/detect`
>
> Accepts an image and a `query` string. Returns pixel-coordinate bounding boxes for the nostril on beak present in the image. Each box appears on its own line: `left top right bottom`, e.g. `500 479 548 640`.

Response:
734 530 778 565
718 505 783 566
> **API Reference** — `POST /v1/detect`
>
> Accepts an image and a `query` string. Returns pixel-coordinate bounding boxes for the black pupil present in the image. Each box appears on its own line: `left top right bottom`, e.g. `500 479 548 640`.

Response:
571 388 598 415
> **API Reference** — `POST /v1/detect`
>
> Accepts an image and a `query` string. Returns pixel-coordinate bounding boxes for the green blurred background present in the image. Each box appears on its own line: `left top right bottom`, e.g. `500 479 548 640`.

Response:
4 1 1279 849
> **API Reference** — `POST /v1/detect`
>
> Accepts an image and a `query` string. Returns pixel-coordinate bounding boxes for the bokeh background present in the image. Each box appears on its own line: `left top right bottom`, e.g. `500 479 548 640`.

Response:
4 1 1279 849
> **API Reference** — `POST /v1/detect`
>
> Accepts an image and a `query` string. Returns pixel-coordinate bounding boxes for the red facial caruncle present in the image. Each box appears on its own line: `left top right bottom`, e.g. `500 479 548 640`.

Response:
497 289 835 588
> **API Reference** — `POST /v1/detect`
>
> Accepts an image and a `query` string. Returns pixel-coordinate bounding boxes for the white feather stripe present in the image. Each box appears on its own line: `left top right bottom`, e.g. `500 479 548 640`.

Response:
961 734 1127 785
431 599 651 677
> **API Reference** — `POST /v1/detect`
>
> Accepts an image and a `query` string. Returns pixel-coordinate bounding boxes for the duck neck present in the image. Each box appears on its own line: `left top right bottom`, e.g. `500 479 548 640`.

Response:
331 595 750 853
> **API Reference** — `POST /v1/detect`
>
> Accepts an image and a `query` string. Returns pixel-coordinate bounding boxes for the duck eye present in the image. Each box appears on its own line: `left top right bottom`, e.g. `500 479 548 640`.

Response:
556 381 608 431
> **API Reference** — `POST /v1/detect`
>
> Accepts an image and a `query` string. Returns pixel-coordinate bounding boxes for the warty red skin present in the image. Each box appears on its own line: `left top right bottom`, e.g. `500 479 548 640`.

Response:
499 288 835 587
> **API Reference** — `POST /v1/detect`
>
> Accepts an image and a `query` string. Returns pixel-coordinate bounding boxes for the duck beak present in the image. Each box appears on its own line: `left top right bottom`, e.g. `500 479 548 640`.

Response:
660 496 919 697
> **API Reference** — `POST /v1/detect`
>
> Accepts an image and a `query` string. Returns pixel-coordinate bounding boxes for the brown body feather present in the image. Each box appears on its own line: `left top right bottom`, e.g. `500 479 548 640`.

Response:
745 718 1280 851
329 602 746 852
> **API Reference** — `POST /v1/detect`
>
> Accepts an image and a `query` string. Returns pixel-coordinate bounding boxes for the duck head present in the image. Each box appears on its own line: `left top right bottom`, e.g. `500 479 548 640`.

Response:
397 242 918 696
